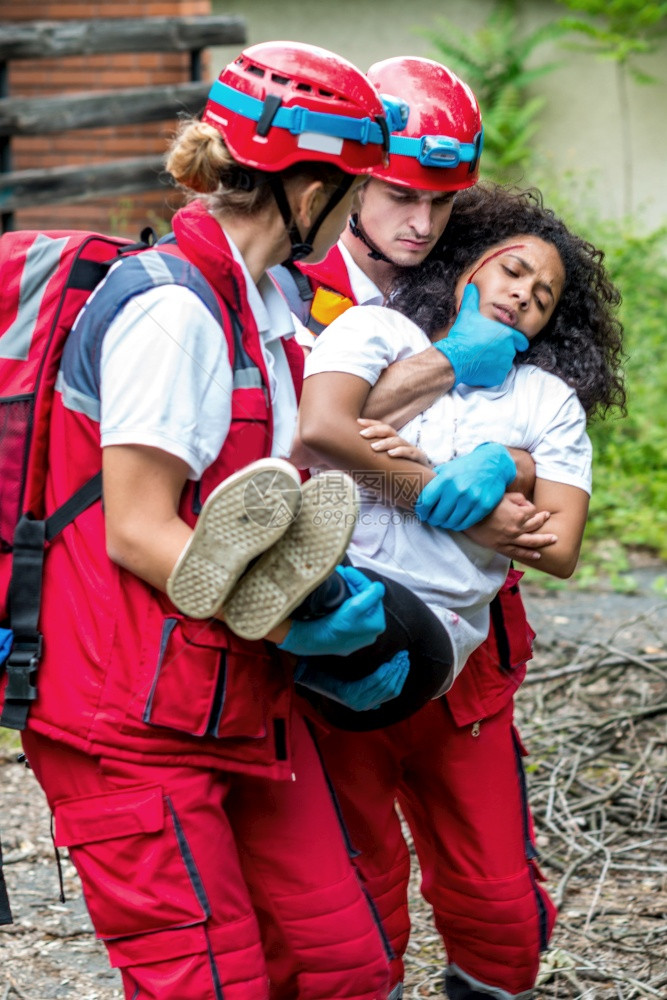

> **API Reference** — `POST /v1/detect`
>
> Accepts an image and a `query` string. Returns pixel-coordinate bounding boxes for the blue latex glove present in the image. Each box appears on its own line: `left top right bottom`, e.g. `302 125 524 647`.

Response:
415 442 517 532
294 649 410 711
278 565 386 656
0 628 13 666
435 284 529 387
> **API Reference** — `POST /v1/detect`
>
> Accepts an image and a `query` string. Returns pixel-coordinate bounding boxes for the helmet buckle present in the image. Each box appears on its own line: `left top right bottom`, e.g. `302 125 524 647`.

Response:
256 94 283 137
288 105 306 136
358 117 371 146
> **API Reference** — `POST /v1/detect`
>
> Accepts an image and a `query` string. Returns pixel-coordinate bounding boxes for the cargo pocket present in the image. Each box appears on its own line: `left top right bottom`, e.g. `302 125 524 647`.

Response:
143 617 270 742
53 784 208 944
0 394 33 552
142 617 229 737
212 641 275 742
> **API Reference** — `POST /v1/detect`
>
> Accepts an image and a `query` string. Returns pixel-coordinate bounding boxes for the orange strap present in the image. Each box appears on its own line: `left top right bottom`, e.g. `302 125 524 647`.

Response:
310 286 354 327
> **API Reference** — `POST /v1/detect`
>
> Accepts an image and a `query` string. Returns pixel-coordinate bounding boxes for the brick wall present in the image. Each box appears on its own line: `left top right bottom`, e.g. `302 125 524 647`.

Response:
0 0 214 235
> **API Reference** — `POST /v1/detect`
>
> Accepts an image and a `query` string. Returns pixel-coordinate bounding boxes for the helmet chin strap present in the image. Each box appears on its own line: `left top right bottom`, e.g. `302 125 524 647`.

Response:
348 212 395 265
268 175 355 264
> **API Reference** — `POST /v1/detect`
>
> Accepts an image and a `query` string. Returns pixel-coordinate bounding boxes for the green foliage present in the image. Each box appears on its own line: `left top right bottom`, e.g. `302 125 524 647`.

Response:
585 223 667 558
525 215 667 585
555 0 667 80
420 0 565 182
0 728 21 754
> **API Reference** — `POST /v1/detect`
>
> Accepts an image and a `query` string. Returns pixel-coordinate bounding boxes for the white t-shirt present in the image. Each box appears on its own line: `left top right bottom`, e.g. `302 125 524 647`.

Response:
305 304 592 687
100 235 299 478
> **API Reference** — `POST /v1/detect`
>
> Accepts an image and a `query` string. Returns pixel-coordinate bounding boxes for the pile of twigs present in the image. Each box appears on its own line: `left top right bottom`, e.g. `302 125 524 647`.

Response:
403 603 667 999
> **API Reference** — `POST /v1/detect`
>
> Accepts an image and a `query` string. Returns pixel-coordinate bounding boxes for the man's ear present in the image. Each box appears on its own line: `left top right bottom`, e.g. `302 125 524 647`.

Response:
293 179 326 229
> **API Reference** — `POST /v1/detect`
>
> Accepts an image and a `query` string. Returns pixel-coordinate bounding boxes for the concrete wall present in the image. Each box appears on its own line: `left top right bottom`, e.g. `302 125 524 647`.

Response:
211 0 667 229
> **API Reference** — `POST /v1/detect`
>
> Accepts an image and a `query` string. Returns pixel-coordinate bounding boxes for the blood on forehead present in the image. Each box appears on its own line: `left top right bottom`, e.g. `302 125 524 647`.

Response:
466 243 526 284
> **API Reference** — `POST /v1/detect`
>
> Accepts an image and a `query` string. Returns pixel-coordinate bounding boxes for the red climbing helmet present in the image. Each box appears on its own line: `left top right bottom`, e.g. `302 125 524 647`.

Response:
367 56 483 191
203 41 391 174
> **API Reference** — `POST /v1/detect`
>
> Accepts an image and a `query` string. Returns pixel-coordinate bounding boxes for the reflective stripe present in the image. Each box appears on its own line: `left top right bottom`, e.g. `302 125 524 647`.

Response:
135 250 180 287
232 367 263 389
446 963 534 1000
55 369 100 421
0 234 69 360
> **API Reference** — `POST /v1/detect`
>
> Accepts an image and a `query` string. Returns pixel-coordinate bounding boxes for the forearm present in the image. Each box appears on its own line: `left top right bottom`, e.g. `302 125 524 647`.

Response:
513 481 589 578
299 372 435 508
362 346 455 427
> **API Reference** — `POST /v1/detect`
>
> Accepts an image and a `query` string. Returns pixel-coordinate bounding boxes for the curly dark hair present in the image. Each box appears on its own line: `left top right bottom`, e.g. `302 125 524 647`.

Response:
387 183 626 419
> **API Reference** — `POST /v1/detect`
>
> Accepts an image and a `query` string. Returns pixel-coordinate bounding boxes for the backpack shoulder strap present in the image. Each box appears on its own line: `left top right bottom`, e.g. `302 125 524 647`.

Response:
1 472 103 731
269 262 314 326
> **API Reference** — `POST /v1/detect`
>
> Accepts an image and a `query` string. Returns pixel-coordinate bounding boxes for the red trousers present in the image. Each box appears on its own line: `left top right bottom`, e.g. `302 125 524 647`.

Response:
312 697 556 998
22 710 391 1000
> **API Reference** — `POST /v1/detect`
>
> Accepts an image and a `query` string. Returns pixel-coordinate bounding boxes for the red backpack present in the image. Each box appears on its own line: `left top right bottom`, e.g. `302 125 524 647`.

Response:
0 227 155 732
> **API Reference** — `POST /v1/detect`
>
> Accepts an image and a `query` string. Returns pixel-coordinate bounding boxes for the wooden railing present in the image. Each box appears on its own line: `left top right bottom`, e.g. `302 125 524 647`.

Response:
0 15 247 230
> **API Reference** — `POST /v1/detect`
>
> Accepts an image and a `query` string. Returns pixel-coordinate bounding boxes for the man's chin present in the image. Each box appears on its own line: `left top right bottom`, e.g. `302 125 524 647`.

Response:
389 246 433 267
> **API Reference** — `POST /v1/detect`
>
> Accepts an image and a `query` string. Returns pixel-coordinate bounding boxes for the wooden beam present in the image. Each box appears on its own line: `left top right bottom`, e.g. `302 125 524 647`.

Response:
0 83 208 136
0 16 246 60
0 157 170 212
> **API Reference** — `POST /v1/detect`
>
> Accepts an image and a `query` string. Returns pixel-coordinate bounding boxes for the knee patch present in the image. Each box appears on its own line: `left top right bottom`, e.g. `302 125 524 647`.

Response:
428 867 555 994
266 869 391 999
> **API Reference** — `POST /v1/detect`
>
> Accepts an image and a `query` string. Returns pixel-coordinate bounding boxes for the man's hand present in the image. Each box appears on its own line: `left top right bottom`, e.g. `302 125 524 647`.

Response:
415 442 517 531
435 285 529 387
464 493 558 561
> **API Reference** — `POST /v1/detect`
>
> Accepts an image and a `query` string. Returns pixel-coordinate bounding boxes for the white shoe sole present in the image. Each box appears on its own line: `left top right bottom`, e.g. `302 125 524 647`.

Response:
166 458 303 620
222 471 359 640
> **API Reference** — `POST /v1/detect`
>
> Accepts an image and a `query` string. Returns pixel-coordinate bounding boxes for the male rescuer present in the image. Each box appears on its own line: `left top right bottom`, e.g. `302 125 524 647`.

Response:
272 55 558 1000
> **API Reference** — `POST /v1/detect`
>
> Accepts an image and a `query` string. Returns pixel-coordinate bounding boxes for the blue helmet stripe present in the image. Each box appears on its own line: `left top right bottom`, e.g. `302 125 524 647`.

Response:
208 79 389 147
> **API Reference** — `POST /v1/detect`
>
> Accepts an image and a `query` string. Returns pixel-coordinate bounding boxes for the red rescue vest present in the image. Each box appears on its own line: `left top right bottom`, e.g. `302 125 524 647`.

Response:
24 201 303 777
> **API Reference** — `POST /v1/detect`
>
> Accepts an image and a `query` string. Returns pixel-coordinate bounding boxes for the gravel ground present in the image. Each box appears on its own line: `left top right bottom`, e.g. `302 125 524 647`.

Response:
1 563 665 1000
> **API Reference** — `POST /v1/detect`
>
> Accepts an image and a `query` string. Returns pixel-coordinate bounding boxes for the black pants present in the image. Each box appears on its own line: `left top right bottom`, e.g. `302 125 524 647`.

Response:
297 568 454 732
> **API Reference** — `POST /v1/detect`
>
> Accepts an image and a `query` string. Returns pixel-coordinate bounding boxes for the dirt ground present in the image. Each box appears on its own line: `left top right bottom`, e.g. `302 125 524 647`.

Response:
1 563 665 1000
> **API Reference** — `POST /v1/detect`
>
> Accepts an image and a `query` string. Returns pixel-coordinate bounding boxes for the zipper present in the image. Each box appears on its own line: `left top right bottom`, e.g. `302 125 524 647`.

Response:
205 651 227 736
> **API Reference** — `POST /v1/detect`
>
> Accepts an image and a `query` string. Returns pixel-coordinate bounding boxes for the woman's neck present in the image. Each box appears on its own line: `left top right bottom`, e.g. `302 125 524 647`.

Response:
217 208 288 284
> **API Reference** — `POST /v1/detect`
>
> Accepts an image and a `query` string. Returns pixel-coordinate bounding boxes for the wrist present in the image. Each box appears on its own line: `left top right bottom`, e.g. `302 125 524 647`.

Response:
430 341 458 388
475 442 516 484
277 620 301 652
